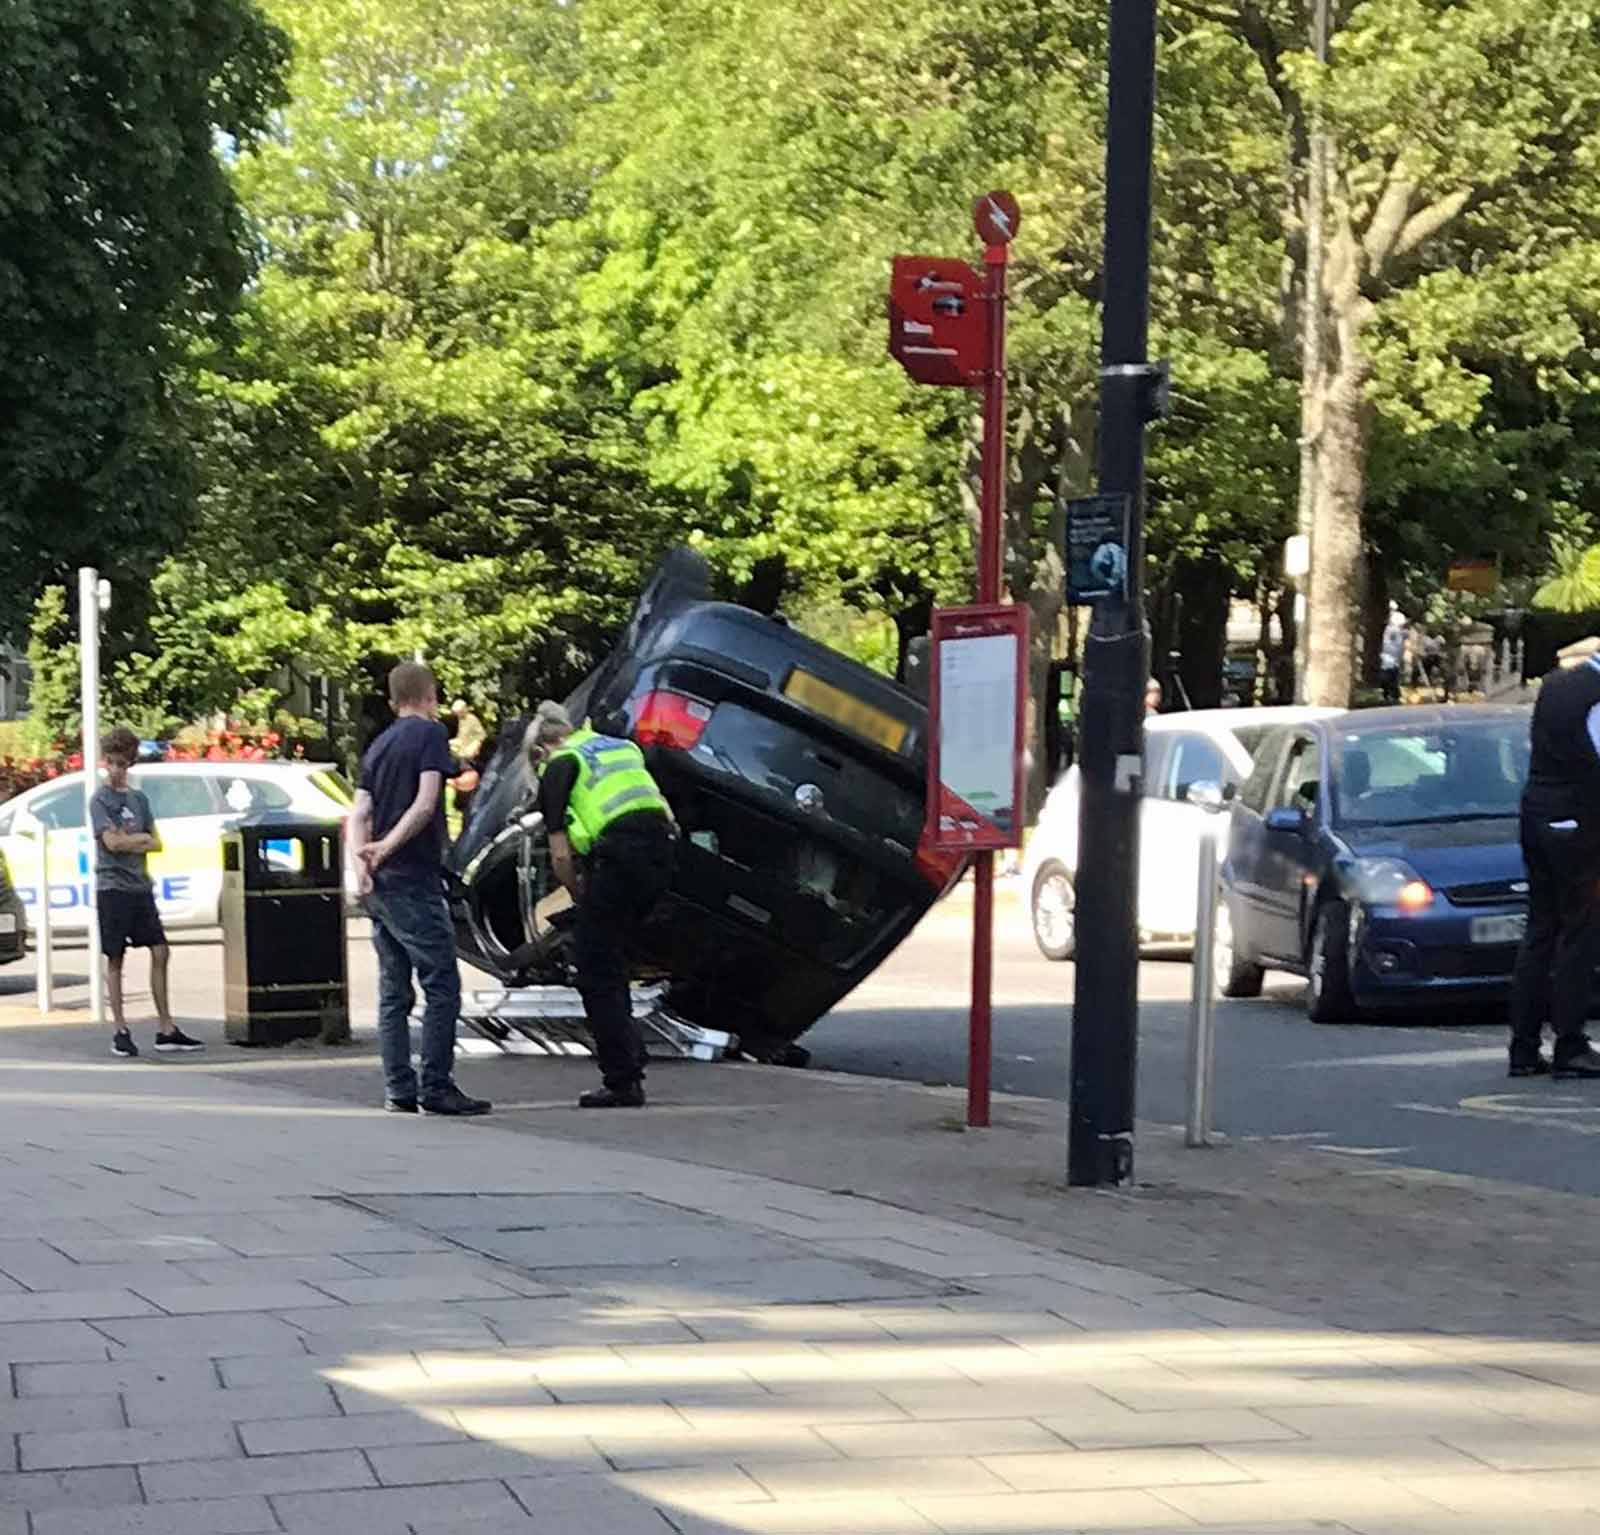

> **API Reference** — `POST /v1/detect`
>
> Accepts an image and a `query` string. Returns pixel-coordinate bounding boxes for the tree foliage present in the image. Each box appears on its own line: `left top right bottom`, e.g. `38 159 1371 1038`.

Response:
13 0 1600 743
0 0 289 633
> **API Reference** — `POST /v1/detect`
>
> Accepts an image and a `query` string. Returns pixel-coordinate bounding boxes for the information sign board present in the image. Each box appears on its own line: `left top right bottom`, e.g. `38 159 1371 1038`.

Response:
926 604 1029 851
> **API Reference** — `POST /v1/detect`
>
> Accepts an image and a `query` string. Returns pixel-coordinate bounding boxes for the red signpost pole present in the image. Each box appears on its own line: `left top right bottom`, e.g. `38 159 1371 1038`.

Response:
968 238 1009 1130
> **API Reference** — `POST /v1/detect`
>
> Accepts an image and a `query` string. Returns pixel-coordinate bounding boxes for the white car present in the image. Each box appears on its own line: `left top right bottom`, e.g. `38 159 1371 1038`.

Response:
0 761 354 934
1023 706 1343 960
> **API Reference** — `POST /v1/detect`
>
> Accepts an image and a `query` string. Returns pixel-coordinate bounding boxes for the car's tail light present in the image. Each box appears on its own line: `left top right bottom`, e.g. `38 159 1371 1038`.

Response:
914 835 967 895
634 691 713 750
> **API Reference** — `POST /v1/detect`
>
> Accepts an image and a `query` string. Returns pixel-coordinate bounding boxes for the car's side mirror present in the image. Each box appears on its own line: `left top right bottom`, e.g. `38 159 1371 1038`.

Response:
1264 806 1307 834
1185 780 1226 813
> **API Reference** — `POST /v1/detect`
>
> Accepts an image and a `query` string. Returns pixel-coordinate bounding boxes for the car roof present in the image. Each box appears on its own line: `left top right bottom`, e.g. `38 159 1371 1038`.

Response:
1147 705 1344 738
1321 704 1530 736
130 761 339 774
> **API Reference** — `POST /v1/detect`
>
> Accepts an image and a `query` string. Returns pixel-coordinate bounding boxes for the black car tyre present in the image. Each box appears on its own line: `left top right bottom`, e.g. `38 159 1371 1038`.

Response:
1307 898 1359 1023
1214 896 1264 999
1031 861 1077 962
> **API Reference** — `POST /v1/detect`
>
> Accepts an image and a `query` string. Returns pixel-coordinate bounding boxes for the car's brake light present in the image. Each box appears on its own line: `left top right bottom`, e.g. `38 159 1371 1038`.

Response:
915 835 967 895
634 691 713 750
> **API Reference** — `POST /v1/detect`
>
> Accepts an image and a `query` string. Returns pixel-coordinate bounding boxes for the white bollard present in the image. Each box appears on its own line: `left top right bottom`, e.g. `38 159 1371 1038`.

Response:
1186 820 1222 1148
79 568 105 1027
33 826 53 1016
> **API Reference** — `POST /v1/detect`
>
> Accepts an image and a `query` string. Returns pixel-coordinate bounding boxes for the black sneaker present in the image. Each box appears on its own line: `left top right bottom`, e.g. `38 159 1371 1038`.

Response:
578 1084 647 1109
419 1085 492 1117
384 1098 418 1114
1553 1045 1600 1080
110 1030 139 1059
154 1028 205 1053
1509 1052 1552 1078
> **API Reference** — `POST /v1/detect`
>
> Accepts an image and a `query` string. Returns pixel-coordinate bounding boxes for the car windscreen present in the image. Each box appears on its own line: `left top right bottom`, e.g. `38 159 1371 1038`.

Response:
1333 719 1528 827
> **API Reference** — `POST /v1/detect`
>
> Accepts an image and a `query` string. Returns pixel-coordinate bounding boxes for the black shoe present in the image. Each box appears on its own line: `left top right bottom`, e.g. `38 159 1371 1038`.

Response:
1553 1045 1600 1080
1509 1053 1552 1078
154 1028 205 1053
420 1085 492 1116
384 1098 418 1114
578 1084 646 1109
110 1030 139 1059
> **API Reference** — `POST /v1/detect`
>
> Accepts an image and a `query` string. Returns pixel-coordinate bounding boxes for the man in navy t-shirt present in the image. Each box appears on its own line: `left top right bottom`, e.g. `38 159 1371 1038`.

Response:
349 662 490 1117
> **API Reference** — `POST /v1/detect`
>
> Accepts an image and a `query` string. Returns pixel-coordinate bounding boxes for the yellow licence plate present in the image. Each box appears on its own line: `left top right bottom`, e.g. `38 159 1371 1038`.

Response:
784 669 909 752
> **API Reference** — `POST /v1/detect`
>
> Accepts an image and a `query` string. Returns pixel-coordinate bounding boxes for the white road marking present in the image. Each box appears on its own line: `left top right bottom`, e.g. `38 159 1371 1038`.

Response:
1398 1098 1600 1137
1313 1144 1414 1157
1288 1046 1505 1070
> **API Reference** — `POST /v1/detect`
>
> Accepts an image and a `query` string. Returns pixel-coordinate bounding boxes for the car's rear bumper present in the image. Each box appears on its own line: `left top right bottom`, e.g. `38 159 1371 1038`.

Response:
0 895 26 965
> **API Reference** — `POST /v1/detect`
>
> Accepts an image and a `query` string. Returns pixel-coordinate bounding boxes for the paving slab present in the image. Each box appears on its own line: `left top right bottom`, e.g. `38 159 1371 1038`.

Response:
28 1497 279 1535
18 1421 240 1470
122 1379 340 1427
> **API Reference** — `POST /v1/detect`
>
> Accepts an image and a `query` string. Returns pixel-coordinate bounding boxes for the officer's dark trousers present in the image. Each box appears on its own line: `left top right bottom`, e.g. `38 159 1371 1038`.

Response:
1510 808 1600 1060
573 814 675 1090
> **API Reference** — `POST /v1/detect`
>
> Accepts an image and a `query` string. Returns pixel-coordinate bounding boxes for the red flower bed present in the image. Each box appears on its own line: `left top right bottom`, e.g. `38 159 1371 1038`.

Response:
1 725 298 804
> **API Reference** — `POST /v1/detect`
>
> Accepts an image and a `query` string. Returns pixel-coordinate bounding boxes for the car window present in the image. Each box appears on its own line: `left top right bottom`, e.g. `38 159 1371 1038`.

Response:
31 786 86 831
1334 720 1526 826
1160 734 1229 802
218 776 294 815
0 808 12 836
1239 730 1288 813
1271 736 1321 813
133 774 218 821
1142 735 1172 799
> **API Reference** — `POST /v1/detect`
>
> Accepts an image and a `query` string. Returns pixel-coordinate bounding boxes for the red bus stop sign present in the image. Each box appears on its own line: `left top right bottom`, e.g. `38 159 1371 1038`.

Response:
888 255 989 387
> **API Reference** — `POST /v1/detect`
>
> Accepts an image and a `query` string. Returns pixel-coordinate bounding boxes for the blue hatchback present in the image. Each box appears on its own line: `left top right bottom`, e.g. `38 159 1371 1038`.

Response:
1216 706 1532 1020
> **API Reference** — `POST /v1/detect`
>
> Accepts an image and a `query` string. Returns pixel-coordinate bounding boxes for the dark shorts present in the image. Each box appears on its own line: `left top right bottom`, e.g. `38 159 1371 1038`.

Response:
99 888 167 959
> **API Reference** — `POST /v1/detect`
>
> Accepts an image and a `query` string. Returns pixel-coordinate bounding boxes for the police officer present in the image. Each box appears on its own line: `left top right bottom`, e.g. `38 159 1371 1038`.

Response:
526 700 675 1107
1508 643 1600 1080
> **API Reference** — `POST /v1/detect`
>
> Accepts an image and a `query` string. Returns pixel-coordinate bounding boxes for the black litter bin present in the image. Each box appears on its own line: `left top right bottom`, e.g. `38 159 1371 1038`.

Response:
221 815 348 1046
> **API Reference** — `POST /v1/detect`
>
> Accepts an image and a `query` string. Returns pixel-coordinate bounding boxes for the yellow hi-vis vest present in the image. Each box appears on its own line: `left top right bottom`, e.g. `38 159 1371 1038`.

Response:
544 727 669 855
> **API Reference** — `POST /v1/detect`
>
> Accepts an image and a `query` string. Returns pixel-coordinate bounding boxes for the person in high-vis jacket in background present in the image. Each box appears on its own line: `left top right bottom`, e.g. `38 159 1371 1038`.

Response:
526 701 675 1107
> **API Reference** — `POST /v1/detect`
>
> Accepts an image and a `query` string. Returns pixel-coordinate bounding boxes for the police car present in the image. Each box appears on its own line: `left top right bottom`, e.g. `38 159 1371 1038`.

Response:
0 762 353 934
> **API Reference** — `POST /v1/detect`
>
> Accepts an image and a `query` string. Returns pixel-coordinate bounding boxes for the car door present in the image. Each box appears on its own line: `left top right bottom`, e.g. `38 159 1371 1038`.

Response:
1138 730 1230 937
1225 728 1289 951
129 770 227 927
9 782 93 930
1256 731 1327 964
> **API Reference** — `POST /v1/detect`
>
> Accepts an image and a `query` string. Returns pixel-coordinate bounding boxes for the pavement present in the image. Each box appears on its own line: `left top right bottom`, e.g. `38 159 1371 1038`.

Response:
6 936 1600 1531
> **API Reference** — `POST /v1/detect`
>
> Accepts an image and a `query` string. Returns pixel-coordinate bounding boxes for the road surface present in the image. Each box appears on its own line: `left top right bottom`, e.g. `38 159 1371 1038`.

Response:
813 880 1600 1197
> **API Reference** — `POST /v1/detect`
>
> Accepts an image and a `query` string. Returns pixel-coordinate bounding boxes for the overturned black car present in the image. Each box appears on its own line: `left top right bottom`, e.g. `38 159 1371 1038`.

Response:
445 551 962 1058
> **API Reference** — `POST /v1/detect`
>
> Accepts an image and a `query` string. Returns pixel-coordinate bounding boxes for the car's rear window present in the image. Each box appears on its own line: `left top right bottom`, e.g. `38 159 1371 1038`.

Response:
1334 721 1527 826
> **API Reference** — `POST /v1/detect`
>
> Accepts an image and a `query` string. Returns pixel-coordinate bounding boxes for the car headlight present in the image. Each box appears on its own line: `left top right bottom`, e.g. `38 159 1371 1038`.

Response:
1351 857 1433 911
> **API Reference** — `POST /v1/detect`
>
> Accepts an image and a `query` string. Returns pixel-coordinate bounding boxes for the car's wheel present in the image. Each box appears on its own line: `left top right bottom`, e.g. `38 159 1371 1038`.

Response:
1031 861 1077 961
1307 898 1358 1022
1214 896 1264 999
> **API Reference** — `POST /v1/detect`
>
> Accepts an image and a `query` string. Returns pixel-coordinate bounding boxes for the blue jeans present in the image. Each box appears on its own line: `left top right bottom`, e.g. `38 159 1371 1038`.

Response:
367 878 460 1101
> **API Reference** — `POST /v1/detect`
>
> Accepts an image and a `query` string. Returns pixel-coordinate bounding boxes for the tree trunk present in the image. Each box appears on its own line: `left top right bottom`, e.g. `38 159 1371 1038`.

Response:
1305 360 1369 704
1173 558 1230 709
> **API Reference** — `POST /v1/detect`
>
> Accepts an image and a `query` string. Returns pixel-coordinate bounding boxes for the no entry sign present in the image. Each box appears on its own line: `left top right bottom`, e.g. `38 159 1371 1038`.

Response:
888 256 990 387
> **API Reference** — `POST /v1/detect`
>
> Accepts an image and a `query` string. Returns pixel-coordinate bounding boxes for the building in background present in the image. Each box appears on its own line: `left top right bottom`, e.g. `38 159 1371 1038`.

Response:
0 646 31 722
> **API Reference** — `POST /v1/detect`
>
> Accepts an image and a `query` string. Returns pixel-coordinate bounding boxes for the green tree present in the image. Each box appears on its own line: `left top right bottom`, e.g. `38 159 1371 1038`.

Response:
0 0 289 632
1195 0 1600 701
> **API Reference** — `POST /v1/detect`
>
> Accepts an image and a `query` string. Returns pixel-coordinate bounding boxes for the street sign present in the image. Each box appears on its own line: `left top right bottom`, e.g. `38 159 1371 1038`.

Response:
1447 559 1498 596
926 604 1029 853
888 255 989 387
1064 493 1133 603
974 189 1022 247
